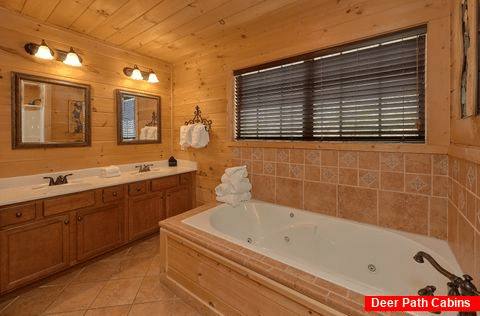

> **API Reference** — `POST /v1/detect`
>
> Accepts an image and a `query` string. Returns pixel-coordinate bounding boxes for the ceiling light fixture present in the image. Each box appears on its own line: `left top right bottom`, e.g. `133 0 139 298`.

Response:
24 40 54 60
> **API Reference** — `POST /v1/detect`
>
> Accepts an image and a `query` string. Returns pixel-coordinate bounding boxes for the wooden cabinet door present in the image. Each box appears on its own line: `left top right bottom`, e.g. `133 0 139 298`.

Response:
76 203 123 262
166 185 192 218
128 193 164 241
0 215 70 292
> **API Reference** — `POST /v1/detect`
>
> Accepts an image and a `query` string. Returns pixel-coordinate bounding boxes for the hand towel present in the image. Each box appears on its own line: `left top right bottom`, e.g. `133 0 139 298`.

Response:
191 123 209 148
146 127 157 140
216 192 251 207
139 127 148 140
101 165 121 178
215 179 251 196
224 166 248 177
180 124 194 149
221 172 247 184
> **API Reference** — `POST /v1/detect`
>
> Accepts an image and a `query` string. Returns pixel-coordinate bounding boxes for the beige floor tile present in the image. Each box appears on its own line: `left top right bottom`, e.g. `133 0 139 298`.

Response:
84 305 130 316
145 255 161 277
126 240 159 260
128 301 175 316
42 269 84 287
42 311 86 316
72 261 122 284
44 282 105 314
134 276 177 303
1 285 64 316
109 257 153 280
90 278 143 309
0 297 15 313
174 300 203 316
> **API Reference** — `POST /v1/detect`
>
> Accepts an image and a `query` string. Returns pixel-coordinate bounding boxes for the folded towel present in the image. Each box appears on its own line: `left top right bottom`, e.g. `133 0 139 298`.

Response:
215 183 234 196
139 127 148 140
225 166 247 177
215 179 251 196
147 127 157 140
221 171 248 184
191 123 209 148
180 125 194 149
216 192 251 207
101 165 121 178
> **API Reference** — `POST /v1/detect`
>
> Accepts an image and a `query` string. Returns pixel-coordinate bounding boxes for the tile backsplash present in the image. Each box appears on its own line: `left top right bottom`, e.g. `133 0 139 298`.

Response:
232 145 480 277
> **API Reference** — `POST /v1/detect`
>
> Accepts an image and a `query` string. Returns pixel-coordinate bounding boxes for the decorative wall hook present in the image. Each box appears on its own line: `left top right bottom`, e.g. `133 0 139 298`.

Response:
185 105 212 131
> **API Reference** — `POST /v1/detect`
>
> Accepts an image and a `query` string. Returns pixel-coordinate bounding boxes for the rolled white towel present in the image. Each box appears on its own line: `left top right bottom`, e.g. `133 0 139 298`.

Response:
139 127 148 140
215 183 234 196
224 165 247 177
191 123 209 148
215 179 251 196
147 127 157 140
101 165 121 178
180 125 194 148
216 192 251 207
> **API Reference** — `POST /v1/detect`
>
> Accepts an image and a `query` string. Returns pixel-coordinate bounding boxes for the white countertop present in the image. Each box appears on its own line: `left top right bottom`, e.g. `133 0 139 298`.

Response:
0 159 197 206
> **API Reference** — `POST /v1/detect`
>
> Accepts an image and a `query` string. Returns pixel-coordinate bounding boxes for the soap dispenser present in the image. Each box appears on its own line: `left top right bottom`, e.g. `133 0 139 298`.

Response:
168 156 177 167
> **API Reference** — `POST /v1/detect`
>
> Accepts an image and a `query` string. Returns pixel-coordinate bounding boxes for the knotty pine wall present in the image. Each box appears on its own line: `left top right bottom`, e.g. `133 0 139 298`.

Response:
0 8 172 178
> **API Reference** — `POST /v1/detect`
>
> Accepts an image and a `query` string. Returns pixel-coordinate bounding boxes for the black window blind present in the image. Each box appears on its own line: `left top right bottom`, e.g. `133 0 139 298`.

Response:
234 27 426 142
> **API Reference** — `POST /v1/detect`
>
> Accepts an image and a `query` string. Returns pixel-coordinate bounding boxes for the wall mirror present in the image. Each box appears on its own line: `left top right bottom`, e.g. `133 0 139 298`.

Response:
12 72 91 149
116 90 161 145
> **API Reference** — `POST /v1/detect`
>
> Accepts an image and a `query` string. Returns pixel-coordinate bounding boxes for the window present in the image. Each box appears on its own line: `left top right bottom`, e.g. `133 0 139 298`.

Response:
122 96 136 140
234 27 426 143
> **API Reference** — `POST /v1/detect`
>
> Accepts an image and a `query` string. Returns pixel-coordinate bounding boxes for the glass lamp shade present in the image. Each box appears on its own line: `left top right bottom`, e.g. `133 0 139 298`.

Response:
148 72 159 83
35 40 54 60
63 48 82 67
131 66 144 80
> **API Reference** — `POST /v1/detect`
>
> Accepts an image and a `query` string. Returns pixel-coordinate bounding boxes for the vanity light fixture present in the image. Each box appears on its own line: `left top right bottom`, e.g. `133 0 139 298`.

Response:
123 65 159 83
61 47 82 67
24 40 54 60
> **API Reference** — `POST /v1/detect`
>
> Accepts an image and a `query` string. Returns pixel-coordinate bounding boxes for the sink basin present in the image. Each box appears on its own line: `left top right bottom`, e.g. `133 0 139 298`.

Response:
31 180 94 195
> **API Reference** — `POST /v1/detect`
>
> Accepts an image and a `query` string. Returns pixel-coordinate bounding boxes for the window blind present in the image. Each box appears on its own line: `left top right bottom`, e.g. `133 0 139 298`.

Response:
122 97 136 140
234 27 426 142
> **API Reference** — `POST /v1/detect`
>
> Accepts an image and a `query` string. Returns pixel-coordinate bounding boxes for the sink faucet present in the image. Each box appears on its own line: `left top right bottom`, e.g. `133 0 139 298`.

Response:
135 164 153 173
414 251 479 316
43 174 72 186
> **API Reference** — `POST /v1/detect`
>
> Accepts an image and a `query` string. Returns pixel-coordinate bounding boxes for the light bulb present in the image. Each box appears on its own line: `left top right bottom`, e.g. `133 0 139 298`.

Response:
131 65 143 80
147 71 159 83
35 40 54 60
63 47 82 67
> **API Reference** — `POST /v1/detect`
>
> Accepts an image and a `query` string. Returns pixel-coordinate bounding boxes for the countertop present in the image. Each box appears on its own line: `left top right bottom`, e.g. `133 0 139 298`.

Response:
0 159 197 206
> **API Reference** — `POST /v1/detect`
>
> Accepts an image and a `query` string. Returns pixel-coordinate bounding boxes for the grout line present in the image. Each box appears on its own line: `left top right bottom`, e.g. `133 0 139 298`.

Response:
0 295 19 314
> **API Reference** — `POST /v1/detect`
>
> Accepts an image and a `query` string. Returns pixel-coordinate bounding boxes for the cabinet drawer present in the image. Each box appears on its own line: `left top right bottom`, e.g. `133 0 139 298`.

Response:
180 173 193 185
44 191 95 217
151 175 179 192
103 186 124 203
129 181 148 196
0 202 36 228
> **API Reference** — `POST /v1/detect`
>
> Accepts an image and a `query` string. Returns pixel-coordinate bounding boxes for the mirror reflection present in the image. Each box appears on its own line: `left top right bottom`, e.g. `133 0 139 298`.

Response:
117 90 161 144
12 72 91 148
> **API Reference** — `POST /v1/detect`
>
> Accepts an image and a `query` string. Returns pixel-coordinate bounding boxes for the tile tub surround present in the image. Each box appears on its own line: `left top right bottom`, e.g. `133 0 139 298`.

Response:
0 159 197 206
160 204 371 316
233 147 448 240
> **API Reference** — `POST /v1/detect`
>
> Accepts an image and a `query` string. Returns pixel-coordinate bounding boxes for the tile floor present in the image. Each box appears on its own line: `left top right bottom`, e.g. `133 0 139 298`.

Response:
0 234 202 316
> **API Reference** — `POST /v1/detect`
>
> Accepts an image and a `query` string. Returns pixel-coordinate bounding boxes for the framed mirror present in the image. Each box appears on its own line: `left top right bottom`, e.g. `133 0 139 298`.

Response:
11 72 91 149
116 90 161 145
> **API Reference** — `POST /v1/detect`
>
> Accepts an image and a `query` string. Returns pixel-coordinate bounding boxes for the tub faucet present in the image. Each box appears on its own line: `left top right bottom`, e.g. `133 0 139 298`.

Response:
414 251 479 316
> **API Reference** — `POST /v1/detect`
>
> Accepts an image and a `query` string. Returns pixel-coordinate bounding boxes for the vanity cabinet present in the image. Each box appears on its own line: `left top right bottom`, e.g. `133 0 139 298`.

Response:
0 213 70 292
0 170 195 295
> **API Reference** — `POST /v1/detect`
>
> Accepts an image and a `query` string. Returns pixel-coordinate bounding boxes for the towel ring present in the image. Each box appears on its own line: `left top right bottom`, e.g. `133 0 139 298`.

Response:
185 105 212 131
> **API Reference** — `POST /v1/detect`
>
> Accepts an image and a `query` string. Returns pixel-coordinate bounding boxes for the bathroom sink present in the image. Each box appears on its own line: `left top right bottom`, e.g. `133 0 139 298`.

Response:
31 180 94 195
127 168 175 177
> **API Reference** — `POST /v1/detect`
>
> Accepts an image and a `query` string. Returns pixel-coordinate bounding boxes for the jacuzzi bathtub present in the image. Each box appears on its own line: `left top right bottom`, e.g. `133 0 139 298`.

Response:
182 200 462 297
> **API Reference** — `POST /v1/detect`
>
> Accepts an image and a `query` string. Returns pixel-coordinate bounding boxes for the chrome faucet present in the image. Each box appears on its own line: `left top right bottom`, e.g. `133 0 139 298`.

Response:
43 174 72 186
135 164 153 173
414 251 479 316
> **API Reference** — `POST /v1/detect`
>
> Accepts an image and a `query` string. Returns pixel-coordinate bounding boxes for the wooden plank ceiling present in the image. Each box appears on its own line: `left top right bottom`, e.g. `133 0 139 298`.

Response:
0 0 303 62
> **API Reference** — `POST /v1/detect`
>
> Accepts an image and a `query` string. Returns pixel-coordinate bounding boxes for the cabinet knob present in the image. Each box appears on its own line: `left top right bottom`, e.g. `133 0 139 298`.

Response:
15 212 23 218
136 187 142 192
64 220 70 225
113 192 118 197
77 216 82 221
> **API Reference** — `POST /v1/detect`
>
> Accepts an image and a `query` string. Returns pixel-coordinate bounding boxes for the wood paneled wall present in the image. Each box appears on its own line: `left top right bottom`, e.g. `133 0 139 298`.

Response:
0 8 172 178
172 0 451 205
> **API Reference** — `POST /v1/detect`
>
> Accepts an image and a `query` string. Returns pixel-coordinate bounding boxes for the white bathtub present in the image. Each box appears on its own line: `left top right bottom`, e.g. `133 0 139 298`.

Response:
183 200 462 297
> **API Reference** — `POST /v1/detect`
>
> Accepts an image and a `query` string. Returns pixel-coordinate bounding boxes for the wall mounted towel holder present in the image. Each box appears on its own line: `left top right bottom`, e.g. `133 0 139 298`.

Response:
185 105 212 131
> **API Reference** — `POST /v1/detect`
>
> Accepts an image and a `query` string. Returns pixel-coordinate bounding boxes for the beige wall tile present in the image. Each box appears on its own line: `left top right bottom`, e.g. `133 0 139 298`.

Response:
289 149 305 164
433 154 448 175
305 150 321 165
358 152 379 170
304 182 336 216
304 165 321 182
381 152 404 172
252 148 263 160
263 161 275 175
358 170 379 189
338 185 377 225
432 175 448 197
289 164 304 179
264 148 276 161
276 149 289 163
405 153 432 174
339 151 358 168
476 233 480 283
339 168 358 186
457 215 475 275
275 177 303 209
321 150 338 166
448 202 459 253
232 147 241 159
321 167 338 184
252 161 263 175
429 197 447 240
276 163 289 178
465 161 477 192
405 174 432 195
241 148 253 160
466 191 476 225
380 172 404 192
251 175 275 203
378 191 428 235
